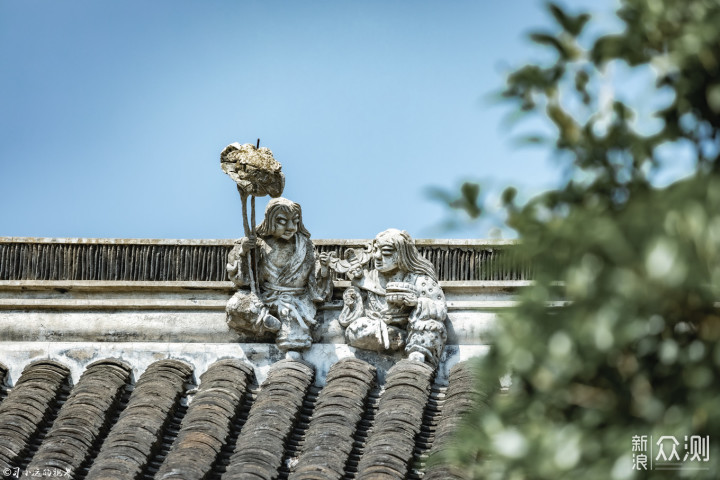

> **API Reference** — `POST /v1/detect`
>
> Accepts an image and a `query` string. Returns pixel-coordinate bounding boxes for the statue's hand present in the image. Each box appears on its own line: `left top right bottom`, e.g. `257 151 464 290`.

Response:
347 266 364 280
239 235 257 256
387 292 418 307
402 292 419 307
318 252 334 277
410 297 445 323
227 260 239 276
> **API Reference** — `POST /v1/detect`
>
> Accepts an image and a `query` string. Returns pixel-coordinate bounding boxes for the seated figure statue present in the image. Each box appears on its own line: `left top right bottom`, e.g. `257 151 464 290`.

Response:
334 228 448 367
226 197 333 357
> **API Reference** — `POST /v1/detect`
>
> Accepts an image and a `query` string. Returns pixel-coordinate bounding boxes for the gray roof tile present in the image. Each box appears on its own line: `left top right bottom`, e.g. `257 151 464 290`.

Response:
0 357 477 479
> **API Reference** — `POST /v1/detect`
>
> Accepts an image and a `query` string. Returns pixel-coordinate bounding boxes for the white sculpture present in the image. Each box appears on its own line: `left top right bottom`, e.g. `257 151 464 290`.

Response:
220 143 446 366
221 142 332 358
333 229 448 366
226 198 333 356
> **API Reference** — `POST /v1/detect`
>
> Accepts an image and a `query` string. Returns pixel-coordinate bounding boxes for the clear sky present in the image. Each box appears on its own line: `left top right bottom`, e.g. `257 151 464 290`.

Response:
1 0 616 240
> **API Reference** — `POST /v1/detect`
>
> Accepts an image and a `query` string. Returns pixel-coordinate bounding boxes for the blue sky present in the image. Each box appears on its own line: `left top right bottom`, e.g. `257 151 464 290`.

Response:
1 0 618 240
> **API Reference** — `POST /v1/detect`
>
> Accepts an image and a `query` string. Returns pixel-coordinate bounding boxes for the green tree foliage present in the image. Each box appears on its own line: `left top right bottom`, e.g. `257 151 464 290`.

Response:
444 1 720 478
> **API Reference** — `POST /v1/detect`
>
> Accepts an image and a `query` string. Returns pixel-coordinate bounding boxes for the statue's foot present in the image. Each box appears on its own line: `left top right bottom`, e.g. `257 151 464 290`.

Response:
262 314 281 333
408 351 426 363
285 350 303 361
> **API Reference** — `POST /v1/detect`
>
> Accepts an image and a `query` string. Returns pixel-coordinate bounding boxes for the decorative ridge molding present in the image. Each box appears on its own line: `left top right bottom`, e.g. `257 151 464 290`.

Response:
0 279 532 290
0 237 237 246
0 239 531 282
1 237 518 247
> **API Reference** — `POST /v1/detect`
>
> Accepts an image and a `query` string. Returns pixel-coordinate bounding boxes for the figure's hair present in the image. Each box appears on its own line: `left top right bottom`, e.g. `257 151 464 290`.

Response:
374 228 437 281
256 197 310 238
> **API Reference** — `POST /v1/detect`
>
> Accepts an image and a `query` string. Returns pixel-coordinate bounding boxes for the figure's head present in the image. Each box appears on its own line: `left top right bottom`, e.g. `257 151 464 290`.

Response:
372 229 437 280
256 197 310 240
343 286 360 305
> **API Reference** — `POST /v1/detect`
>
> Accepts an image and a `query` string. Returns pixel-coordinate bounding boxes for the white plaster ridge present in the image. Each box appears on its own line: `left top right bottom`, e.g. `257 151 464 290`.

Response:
0 341 489 388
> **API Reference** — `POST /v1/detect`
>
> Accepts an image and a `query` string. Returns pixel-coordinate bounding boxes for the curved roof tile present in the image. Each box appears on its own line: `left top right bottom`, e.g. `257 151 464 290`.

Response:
222 360 314 480
356 360 435 480
155 359 254 480
84 359 193 480
290 358 376 480
0 360 70 471
424 362 486 480
25 359 132 475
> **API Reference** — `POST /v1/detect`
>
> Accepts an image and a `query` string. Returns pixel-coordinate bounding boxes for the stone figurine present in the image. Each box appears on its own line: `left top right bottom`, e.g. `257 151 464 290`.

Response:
226 198 333 357
333 229 448 367
220 142 285 296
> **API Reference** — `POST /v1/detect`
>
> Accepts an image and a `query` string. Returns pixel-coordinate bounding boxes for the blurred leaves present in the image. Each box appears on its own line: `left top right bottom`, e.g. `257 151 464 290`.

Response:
548 2 591 37
426 181 483 219
440 0 720 478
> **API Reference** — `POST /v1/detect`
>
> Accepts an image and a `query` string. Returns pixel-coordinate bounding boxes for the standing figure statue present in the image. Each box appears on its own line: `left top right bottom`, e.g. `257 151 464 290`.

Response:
226 198 333 358
333 228 447 367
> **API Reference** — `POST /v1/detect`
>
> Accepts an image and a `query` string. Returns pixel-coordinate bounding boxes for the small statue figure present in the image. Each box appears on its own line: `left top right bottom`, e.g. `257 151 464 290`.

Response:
226 198 333 357
338 286 364 327
332 228 448 367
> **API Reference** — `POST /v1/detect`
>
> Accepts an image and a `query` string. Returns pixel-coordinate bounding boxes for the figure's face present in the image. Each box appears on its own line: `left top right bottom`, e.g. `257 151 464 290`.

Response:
373 238 399 274
271 210 299 240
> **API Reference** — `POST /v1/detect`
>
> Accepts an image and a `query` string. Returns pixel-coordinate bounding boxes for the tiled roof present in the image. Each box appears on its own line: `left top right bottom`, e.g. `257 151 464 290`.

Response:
425 363 485 480
0 357 481 480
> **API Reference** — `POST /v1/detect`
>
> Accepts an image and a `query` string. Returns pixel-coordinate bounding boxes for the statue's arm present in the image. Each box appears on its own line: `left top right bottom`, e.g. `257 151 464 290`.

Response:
310 251 334 302
227 238 257 287
409 276 447 324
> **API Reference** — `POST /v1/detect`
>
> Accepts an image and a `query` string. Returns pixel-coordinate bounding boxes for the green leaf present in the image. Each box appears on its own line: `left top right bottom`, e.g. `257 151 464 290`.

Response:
590 35 626 65
529 32 562 49
461 182 480 204
502 186 518 205
547 2 591 36
707 83 720 113
453 182 483 219
529 31 579 61
424 186 454 204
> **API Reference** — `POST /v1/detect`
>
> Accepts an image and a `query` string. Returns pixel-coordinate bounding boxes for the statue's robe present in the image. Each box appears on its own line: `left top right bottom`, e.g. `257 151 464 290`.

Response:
227 234 332 351
344 269 447 366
